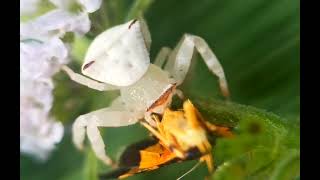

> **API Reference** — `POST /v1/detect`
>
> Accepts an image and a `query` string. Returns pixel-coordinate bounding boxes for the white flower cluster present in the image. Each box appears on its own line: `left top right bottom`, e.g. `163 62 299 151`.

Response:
20 0 101 160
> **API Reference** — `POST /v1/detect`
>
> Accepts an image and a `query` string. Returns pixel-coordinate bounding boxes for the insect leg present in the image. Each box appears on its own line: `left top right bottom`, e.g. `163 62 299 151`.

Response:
200 154 214 173
204 121 234 138
140 121 185 158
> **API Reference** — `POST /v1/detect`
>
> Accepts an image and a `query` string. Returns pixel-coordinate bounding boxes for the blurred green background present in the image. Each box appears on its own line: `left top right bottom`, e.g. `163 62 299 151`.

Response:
20 0 300 179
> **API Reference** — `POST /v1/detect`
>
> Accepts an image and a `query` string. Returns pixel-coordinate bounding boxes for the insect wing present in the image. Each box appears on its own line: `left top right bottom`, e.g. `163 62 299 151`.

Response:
99 139 179 179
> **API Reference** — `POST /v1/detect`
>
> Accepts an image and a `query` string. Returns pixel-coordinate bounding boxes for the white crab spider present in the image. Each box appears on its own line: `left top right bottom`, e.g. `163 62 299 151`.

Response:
62 19 230 165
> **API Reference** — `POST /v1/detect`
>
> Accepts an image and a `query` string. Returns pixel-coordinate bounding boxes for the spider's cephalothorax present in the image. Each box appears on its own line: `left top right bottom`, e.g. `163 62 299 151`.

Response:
62 19 230 165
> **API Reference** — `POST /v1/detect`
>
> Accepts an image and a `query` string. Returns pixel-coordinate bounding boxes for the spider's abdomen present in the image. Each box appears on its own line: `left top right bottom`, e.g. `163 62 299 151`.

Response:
82 20 150 86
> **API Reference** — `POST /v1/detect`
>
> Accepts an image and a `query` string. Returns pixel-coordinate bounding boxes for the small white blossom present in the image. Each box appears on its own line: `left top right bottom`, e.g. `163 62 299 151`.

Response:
20 38 68 80
20 9 90 41
78 0 102 13
20 0 102 161
50 0 102 13
49 0 75 10
20 38 68 160
20 79 64 160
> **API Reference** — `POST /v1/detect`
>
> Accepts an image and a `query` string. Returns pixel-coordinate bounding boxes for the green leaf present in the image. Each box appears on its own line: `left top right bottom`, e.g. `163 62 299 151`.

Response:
189 98 299 180
269 149 300 180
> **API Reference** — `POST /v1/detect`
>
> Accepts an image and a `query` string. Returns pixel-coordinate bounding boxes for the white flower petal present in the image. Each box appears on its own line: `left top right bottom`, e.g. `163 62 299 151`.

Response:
20 79 63 160
49 0 75 10
20 80 64 160
20 120 64 160
78 0 102 13
20 37 69 80
49 0 102 13
20 0 40 16
21 9 91 40
20 79 53 110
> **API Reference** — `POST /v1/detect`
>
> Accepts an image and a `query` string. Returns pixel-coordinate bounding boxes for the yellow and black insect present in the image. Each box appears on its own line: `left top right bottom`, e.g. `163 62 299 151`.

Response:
100 100 233 179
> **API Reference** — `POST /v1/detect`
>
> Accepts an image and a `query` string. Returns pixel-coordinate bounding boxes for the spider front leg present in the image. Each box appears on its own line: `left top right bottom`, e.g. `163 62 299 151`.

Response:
72 98 140 165
138 17 152 51
61 65 119 91
164 34 230 98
